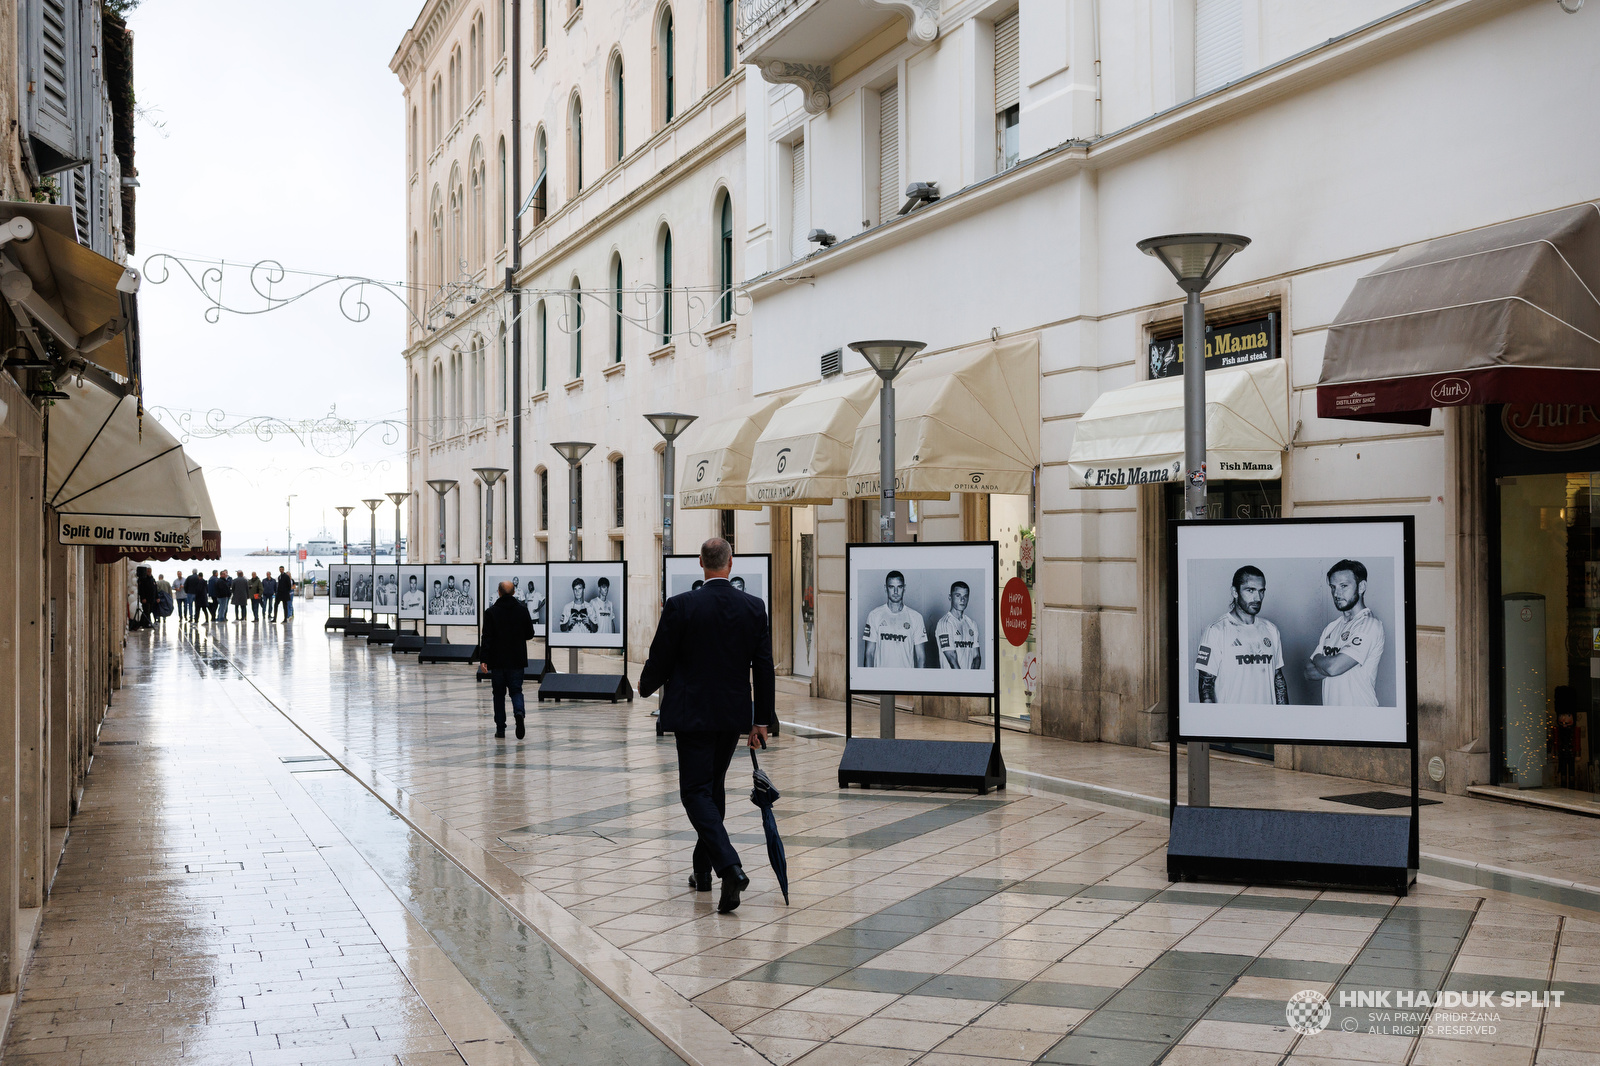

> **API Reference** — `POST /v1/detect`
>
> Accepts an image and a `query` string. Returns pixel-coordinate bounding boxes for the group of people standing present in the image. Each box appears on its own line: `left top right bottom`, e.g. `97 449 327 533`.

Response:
161 566 297 626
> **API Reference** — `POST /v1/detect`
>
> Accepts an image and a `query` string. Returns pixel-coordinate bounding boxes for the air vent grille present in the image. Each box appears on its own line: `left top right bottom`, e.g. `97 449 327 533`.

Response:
820 349 842 378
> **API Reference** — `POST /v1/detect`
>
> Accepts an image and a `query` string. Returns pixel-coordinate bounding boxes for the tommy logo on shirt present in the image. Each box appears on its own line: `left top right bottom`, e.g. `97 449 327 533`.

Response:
1235 653 1273 665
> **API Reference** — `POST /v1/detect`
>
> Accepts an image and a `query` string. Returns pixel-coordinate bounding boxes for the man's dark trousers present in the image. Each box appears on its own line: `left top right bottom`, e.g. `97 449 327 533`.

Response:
675 730 741 877
490 668 525 729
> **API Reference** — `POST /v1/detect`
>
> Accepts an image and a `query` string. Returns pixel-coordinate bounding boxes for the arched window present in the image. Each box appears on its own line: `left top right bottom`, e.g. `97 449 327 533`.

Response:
431 362 444 435
469 20 480 98
538 468 549 531
536 299 548 390
498 0 507 54
537 0 548 52
469 141 485 268
497 137 507 249
473 13 486 92
497 323 508 415
656 8 676 127
449 46 462 118
717 192 733 323
410 231 419 311
569 94 584 193
410 107 419 173
410 373 420 447
569 277 583 378
530 128 548 224
429 187 444 292
607 51 625 165
612 455 625 528
721 0 734 80
658 224 673 342
611 253 624 364
430 77 442 143
475 336 488 419
448 166 464 276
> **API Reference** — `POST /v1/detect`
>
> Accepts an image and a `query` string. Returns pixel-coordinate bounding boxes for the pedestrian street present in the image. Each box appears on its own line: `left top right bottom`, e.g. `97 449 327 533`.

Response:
7 608 1600 1066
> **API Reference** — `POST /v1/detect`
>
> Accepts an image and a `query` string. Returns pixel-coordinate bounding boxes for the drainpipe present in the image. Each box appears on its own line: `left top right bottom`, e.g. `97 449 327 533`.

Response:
509 0 524 562
1091 0 1103 138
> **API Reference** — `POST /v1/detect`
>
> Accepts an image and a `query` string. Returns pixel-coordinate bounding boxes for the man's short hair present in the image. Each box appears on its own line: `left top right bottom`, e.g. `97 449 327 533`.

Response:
1327 559 1368 584
950 581 969 596
597 577 610 589
700 537 732 571
1231 565 1265 590
572 578 585 589
886 570 905 585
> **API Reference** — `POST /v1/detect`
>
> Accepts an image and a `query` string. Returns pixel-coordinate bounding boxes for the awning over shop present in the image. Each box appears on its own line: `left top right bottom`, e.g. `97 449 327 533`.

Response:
47 377 200 550
745 373 881 506
93 455 223 563
1317 201 1600 425
678 395 788 510
846 336 1040 499
1067 359 1289 488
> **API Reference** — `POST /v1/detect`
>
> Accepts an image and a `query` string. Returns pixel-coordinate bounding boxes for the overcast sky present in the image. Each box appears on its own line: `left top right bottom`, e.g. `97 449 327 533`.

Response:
128 1 418 550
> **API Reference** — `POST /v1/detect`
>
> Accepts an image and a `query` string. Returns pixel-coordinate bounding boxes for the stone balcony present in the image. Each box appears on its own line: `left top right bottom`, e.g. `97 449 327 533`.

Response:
737 0 939 114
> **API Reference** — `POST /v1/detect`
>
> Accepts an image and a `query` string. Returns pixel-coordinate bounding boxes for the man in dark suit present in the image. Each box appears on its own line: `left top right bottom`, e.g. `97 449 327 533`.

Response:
640 537 775 914
480 580 535 739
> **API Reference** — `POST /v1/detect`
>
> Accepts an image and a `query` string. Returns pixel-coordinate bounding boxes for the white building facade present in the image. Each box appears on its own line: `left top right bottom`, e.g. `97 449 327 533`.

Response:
737 0 1600 798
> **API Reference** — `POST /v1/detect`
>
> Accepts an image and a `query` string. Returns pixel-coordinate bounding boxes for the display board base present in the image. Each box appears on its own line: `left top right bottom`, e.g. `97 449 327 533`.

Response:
476 660 554 682
1167 806 1415 895
367 626 398 645
343 620 374 637
391 633 439 653
837 738 1005 794
324 616 352 631
418 643 476 664
538 673 634 703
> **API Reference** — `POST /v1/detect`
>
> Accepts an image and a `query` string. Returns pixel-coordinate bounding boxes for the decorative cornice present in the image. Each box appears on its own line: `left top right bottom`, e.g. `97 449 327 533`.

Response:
759 60 831 114
865 0 939 44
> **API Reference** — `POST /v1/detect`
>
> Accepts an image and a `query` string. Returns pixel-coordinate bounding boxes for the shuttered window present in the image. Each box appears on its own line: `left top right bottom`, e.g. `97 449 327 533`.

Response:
878 86 899 224
994 13 1019 111
1194 0 1244 95
29 0 78 163
789 138 808 262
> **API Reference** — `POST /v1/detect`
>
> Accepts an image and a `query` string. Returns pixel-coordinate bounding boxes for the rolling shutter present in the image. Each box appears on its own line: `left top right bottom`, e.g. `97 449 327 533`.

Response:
1194 0 1244 95
994 13 1020 111
878 85 899 224
789 138 808 262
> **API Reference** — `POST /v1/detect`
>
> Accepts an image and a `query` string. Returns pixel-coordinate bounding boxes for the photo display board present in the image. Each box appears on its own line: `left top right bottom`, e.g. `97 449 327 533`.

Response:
372 566 400 616
484 564 549 637
663 554 772 618
1172 516 1415 746
328 564 351 606
423 564 481 627
846 542 999 697
546 560 627 650
350 565 375 611
396 565 426 620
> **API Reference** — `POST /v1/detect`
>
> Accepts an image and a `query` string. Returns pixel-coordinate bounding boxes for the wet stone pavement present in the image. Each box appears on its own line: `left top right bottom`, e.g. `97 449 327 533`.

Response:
7 605 1600 1066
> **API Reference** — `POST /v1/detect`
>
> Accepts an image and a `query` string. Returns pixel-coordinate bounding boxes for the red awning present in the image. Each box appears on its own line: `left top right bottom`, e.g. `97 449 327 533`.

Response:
1317 202 1600 425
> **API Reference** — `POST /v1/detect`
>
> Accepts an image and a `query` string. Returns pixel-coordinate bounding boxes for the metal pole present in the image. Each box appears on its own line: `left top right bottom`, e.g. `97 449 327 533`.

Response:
879 377 896 741
662 439 675 557
568 459 580 675
395 504 403 564
438 495 448 563
485 481 494 562
1182 287 1210 807
510 0 524 564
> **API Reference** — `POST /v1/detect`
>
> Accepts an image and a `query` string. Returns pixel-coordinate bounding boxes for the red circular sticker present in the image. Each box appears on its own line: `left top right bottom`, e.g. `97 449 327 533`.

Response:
1001 577 1032 647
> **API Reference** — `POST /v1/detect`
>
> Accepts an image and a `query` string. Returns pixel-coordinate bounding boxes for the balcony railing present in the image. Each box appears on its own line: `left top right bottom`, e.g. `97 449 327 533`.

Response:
738 0 802 41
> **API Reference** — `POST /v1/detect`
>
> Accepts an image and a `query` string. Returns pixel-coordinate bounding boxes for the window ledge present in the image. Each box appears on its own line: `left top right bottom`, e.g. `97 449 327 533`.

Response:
564 7 582 31
603 360 626 378
494 56 507 77
564 377 584 392
608 529 624 540
533 48 548 70
705 320 737 343
648 342 675 362
532 390 549 403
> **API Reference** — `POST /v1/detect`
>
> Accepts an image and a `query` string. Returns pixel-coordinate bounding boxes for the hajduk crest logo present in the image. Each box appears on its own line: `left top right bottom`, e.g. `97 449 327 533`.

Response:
1429 377 1472 405
1286 989 1331 1036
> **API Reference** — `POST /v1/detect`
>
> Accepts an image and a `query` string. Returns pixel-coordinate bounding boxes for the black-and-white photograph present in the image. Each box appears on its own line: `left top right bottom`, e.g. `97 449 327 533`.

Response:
423 564 481 627
663 554 771 617
350 565 375 611
372 567 399 615
484 564 547 637
328 564 351 606
1175 517 1413 745
847 542 998 697
546 561 627 650
396 565 426 621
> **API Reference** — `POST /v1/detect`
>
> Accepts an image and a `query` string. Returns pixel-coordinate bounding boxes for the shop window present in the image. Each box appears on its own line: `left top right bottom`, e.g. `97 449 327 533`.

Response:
720 508 736 552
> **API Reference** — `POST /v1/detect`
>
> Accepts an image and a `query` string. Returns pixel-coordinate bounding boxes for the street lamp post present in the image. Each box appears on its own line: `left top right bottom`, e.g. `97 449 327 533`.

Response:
849 339 927 742
285 494 296 579
426 479 458 563
644 413 697 558
363 500 383 618
473 467 508 563
551 442 595 675
1137 232 1251 809
386 491 409 563
336 506 355 620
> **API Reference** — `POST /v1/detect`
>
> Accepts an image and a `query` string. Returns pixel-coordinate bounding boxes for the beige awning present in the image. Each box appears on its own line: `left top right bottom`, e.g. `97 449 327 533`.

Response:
1068 359 1289 488
678 395 788 509
846 335 1040 499
0 203 139 381
47 378 200 548
745 373 880 506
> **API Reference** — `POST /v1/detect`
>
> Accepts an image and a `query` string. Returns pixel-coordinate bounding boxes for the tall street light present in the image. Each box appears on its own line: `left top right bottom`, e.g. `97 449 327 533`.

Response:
285 494 296 577
426 479 457 563
386 491 409 562
551 441 594 675
644 413 697 558
1138 231 1250 810
849 339 926 742
336 505 355 621
473 467 508 563
363 497 383 569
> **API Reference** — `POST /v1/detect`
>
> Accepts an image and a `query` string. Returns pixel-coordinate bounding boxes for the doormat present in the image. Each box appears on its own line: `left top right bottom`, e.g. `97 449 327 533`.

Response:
1322 791 1440 809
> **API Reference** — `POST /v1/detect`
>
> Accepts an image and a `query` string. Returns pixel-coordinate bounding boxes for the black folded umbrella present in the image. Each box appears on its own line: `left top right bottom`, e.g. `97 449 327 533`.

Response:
749 747 789 904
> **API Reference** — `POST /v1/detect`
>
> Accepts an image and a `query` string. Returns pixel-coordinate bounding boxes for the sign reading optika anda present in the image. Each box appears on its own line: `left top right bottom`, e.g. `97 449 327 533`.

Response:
58 515 196 548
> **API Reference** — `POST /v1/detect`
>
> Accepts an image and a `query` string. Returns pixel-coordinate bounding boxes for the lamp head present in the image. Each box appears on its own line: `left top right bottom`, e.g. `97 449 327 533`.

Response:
362 498 384 511
644 412 697 441
386 491 409 506
425 478 458 498
848 340 926 380
335 506 355 518
472 466 508 486
551 440 595 465
1136 233 1251 293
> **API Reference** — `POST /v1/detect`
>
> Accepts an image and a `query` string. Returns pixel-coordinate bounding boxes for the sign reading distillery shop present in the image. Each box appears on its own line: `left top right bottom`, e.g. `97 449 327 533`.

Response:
1149 312 1278 379
1500 402 1600 452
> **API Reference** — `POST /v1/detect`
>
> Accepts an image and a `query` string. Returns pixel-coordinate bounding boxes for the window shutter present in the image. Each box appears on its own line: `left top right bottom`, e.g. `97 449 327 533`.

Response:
789 138 808 262
1194 0 1244 95
877 85 899 224
28 0 80 166
71 166 91 243
994 13 1020 111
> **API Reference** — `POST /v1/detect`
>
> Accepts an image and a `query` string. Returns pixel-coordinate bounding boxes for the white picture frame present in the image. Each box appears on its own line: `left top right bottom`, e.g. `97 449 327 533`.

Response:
372 566 400 616
662 554 772 619
328 564 351 606
423 564 481 627
396 565 426 620
484 564 549 637
350 564 375 611
546 560 627 650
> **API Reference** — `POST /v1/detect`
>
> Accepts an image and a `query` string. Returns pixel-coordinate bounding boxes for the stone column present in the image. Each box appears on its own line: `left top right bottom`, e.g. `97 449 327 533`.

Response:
17 454 44 907
0 438 22 991
48 533 70 829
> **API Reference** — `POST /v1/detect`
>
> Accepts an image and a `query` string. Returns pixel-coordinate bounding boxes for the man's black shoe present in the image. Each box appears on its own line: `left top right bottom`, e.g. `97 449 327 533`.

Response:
494 727 506 738
688 870 712 892
515 717 526 740
717 866 749 914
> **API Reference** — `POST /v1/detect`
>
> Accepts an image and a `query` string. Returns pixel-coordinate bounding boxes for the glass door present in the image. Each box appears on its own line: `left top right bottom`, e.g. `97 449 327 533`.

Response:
792 506 815 679
992 493 1031 725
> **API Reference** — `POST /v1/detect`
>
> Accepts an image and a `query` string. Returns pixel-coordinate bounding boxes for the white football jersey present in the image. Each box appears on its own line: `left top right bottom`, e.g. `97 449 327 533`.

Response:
1315 608 1386 706
864 604 926 668
1195 610 1284 705
935 612 981 669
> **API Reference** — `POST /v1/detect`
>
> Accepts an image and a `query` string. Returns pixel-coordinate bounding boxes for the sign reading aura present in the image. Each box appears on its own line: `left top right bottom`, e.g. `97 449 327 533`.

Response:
1500 402 1600 452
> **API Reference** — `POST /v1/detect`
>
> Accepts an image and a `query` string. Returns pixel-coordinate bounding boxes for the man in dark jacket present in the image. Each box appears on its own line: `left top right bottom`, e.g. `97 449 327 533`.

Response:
184 571 205 625
639 537 776 914
275 567 295 620
134 566 158 629
205 571 219 623
479 580 535 739
261 573 277 621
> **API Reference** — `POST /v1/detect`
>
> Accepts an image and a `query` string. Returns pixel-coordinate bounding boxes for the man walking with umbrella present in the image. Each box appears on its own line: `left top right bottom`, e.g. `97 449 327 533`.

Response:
640 537 775 914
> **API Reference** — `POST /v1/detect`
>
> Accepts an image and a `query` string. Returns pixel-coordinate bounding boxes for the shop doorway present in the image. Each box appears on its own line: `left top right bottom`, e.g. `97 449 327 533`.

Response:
791 506 816 679
993 493 1032 725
